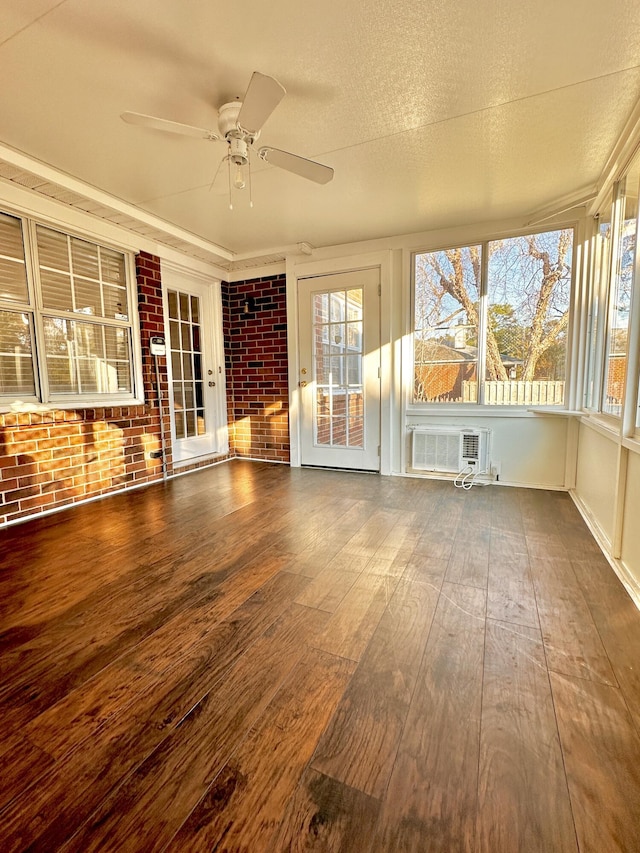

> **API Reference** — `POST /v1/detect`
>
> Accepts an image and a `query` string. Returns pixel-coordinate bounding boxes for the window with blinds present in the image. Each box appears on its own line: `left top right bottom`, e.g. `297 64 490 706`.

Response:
0 210 138 406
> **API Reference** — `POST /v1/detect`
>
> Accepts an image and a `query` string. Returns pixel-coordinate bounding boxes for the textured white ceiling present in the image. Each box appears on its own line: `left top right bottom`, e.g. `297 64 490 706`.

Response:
0 0 639 259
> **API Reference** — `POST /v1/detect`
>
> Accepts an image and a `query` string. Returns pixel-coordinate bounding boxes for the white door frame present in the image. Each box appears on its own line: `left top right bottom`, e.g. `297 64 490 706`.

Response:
287 250 393 474
161 259 228 466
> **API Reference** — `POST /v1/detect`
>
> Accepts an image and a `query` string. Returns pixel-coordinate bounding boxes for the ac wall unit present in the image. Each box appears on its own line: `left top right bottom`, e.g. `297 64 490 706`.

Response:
410 426 490 474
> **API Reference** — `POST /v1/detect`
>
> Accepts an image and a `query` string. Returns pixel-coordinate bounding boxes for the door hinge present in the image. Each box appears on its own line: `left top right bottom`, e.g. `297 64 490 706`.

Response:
378 445 381 457
378 283 381 296
377 366 381 379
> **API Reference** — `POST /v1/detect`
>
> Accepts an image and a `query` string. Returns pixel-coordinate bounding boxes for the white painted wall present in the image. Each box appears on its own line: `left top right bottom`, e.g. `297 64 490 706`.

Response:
622 450 640 585
574 418 640 605
575 421 618 544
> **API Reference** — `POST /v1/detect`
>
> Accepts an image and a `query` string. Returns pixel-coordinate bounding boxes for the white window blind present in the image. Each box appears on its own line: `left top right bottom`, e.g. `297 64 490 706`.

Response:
0 211 139 406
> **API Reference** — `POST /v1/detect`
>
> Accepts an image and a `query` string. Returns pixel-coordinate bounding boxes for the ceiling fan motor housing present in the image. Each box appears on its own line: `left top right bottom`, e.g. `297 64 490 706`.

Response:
229 135 249 166
218 101 259 159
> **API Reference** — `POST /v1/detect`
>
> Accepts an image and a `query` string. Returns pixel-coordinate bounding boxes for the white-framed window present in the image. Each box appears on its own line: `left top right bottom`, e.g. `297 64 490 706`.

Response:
413 227 574 406
0 210 141 407
584 165 640 431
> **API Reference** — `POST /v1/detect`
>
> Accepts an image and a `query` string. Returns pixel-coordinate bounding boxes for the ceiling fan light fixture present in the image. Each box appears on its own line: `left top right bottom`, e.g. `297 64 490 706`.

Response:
233 162 246 190
122 70 334 210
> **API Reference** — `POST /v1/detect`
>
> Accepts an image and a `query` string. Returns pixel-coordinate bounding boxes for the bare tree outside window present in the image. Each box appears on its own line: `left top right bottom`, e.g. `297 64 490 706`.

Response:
414 228 573 405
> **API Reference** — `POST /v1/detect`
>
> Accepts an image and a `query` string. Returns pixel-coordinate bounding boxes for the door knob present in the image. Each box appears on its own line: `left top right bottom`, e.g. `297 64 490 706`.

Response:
299 381 307 388
209 381 216 387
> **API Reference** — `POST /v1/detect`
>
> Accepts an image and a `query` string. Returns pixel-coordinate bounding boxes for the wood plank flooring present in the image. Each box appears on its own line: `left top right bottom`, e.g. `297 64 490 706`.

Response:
1 460 640 852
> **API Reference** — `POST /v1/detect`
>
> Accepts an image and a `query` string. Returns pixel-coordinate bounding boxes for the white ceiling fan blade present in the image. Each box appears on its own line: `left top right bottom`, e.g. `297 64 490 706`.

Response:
259 147 334 184
237 72 286 133
121 112 219 141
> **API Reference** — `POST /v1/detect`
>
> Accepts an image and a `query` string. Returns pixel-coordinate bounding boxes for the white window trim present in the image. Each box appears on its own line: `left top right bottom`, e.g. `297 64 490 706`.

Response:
0 207 144 411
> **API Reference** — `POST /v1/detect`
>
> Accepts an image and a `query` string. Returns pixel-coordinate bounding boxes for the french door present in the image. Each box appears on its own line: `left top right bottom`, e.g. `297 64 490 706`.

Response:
298 268 380 470
162 265 226 465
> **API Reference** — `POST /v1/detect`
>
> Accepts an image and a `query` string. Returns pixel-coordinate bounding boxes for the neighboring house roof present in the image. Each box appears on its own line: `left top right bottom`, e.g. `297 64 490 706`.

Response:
415 339 523 367
415 340 477 363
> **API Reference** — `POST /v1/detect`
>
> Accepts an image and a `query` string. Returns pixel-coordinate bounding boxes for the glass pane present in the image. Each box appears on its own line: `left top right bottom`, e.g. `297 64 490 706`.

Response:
603 178 637 417
171 351 182 379
316 414 330 446
103 327 131 392
197 408 206 435
168 290 179 320
486 230 572 406
43 317 75 393
76 322 103 394
179 292 189 321
330 292 343 321
78 357 99 393
346 390 364 448
346 355 361 385
330 356 343 385
172 382 184 409
74 277 102 316
586 205 611 409
190 295 200 324
331 417 347 446
175 411 185 439
346 320 362 351
100 248 126 285
184 383 194 408
0 213 28 303
36 226 69 271
185 409 196 437
0 310 36 396
347 288 363 314
40 268 73 312
194 380 204 410
182 352 193 380
169 320 180 350
329 323 344 354
71 238 100 280
313 292 329 323
192 324 201 355
414 246 482 403
104 284 128 320
181 323 191 350
316 354 329 384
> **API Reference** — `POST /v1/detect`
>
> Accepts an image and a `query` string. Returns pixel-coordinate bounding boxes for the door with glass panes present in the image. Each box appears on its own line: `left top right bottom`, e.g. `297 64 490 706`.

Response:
162 268 225 464
298 268 381 470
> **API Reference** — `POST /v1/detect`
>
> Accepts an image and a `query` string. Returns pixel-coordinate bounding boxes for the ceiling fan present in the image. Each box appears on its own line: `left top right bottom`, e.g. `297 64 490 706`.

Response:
121 72 334 206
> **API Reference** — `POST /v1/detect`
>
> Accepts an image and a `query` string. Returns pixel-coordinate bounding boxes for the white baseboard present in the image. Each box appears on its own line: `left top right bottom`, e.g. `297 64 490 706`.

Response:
570 489 640 610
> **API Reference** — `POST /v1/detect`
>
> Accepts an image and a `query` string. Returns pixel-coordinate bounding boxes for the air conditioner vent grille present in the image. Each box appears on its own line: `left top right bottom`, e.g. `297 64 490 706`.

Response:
461 433 480 462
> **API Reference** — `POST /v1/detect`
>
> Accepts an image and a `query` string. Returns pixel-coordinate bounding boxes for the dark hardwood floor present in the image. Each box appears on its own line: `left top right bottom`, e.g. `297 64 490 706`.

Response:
1 460 640 852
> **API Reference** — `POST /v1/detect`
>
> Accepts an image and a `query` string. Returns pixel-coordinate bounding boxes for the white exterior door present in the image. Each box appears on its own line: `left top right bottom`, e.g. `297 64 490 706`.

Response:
298 268 380 470
162 265 227 466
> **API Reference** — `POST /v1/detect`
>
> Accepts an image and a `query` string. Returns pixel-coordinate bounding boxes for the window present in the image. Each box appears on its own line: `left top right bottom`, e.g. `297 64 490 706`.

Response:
0 211 139 406
585 201 612 410
584 164 640 427
413 228 573 406
602 177 637 417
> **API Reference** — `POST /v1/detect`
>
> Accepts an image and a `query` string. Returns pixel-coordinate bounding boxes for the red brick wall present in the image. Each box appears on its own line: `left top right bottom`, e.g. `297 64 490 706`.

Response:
0 257 281 527
0 251 168 525
0 406 165 524
223 274 289 462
